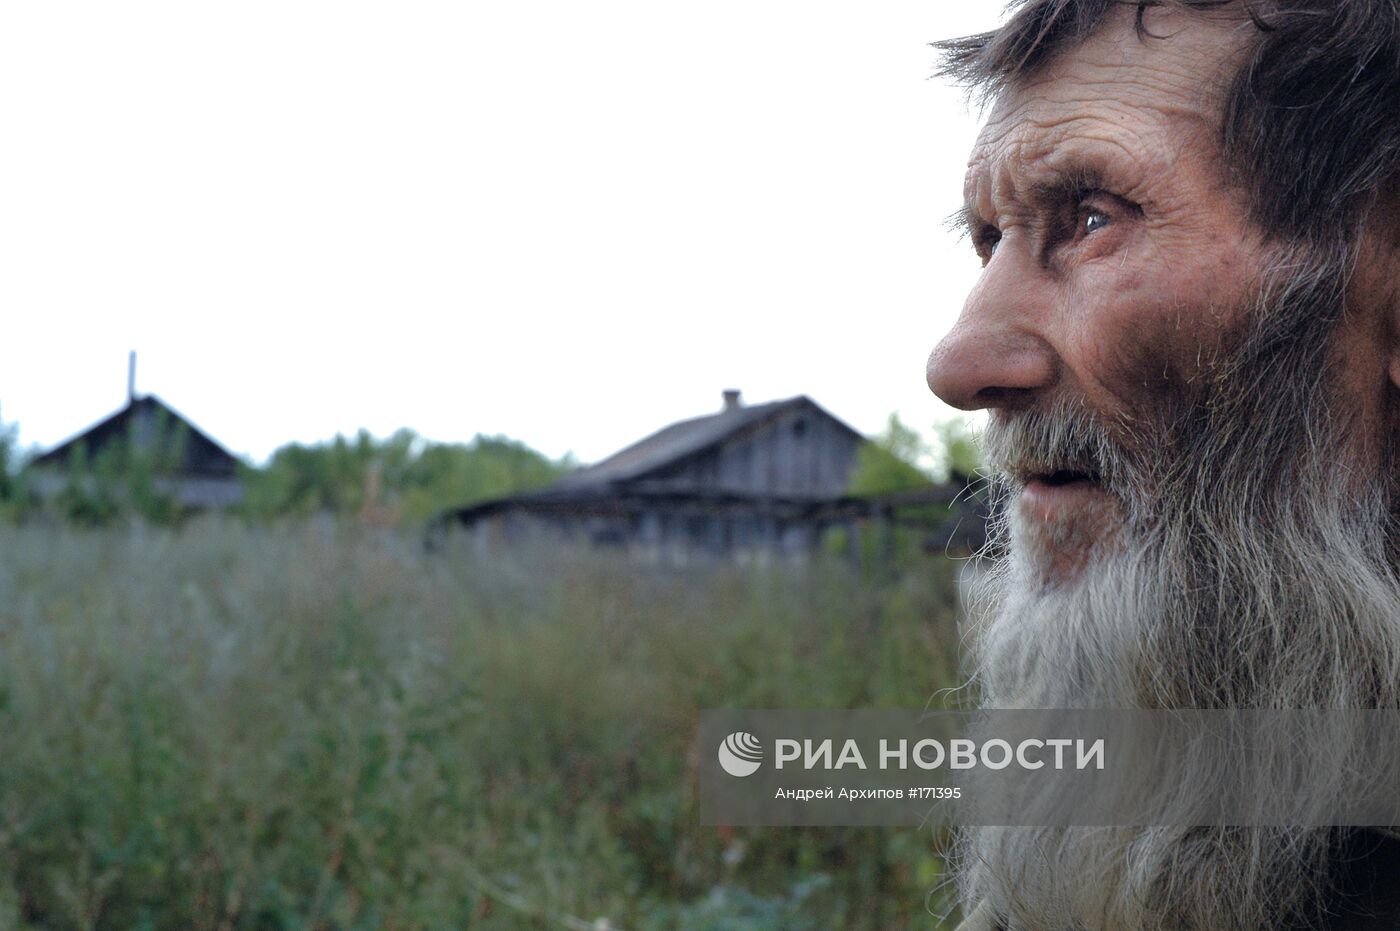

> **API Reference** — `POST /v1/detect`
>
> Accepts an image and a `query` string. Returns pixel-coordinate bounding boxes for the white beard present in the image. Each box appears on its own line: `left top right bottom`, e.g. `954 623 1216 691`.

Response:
956 283 1400 929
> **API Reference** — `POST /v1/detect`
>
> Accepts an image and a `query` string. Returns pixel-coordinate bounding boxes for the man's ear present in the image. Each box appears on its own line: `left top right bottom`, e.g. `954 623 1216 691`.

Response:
1382 286 1400 391
1382 272 1400 392
1388 319 1400 389
1369 194 1400 391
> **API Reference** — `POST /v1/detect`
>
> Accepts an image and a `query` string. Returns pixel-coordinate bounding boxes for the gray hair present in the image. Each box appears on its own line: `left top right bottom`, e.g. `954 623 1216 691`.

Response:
936 1 1400 253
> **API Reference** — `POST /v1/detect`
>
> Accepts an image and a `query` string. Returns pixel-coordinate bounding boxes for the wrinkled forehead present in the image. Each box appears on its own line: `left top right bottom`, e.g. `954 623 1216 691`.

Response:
964 7 1249 207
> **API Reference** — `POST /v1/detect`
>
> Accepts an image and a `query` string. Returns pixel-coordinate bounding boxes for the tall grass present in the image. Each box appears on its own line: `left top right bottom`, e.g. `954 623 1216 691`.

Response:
0 520 965 929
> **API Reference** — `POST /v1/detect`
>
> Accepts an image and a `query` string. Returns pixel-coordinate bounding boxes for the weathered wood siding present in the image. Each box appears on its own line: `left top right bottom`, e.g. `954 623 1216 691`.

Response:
641 401 860 498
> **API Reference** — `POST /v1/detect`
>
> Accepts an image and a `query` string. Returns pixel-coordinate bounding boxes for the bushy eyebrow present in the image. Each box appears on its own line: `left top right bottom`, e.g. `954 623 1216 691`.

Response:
952 159 1121 242
945 204 979 241
1023 163 1113 209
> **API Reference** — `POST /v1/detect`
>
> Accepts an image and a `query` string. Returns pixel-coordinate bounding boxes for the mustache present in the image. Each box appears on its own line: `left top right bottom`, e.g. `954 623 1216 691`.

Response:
980 402 1136 496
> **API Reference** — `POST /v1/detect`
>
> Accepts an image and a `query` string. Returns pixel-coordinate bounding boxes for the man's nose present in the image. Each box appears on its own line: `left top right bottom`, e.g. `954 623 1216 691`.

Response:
925 265 1057 411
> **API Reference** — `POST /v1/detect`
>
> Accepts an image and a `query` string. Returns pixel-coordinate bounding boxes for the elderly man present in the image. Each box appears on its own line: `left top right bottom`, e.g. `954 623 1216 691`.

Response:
925 1 1400 929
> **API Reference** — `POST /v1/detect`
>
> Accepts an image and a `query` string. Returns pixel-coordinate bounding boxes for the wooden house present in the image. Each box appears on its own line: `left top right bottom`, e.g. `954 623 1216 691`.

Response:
32 392 244 510
440 391 867 559
437 390 997 562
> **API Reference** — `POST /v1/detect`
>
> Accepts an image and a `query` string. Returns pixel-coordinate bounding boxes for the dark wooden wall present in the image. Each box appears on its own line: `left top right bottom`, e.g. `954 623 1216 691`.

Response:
38 398 239 479
640 402 861 498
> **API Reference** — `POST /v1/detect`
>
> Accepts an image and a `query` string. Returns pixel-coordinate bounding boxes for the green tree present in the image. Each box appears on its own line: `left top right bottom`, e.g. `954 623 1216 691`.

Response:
240 429 570 525
400 434 573 523
931 416 981 483
838 412 985 568
0 405 16 503
0 405 35 521
846 413 984 496
846 413 936 496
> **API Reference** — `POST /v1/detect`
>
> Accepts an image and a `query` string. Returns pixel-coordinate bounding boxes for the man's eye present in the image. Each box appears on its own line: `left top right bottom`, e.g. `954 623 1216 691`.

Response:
979 229 1002 262
1083 209 1111 235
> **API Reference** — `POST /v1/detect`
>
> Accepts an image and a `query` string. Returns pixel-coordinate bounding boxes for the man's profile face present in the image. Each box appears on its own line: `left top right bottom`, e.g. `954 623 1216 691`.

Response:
926 7 1392 585
931 6 1400 928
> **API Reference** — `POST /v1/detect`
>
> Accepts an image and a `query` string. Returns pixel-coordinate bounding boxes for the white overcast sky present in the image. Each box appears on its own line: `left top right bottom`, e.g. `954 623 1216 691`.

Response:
0 2 1006 466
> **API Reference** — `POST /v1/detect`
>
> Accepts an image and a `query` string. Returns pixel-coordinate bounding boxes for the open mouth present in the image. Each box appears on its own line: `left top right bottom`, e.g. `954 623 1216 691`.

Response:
1033 468 1100 488
1030 464 1103 487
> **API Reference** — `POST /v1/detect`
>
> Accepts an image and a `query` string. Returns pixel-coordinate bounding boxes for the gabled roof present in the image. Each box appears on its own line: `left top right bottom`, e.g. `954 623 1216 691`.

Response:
34 394 242 477
554 394 864 490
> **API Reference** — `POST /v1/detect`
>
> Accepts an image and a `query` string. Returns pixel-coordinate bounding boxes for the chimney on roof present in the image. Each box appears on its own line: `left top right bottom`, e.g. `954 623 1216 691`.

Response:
722 389 742 412
127 350 137 406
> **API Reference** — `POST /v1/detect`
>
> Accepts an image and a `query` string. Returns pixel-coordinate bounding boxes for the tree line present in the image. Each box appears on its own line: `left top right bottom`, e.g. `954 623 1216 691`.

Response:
0 406 978 528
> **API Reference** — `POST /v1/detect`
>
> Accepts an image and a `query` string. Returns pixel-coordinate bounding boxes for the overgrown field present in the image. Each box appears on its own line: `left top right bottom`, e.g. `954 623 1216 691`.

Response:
0 521 966 929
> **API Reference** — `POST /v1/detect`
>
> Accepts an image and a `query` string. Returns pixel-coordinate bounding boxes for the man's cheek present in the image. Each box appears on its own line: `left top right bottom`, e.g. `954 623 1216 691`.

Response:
1070 271 1251 411
1059 287 1193 410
